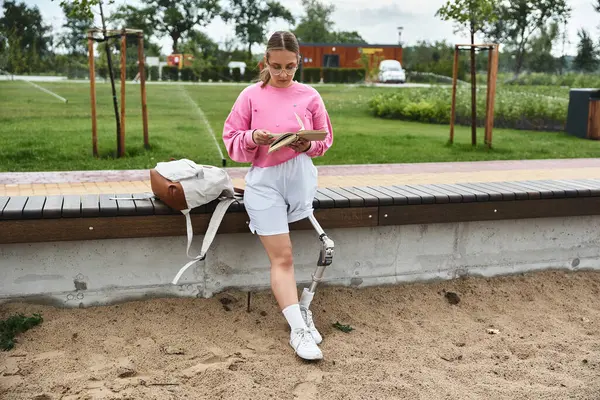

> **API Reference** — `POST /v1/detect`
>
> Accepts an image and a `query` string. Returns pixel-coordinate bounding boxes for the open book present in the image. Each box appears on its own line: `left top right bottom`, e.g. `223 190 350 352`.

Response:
267 112 328 153
268 129 328 153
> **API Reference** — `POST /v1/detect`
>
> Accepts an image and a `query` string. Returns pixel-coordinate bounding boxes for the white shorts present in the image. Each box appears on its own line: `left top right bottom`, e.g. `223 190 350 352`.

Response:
243 153 318 236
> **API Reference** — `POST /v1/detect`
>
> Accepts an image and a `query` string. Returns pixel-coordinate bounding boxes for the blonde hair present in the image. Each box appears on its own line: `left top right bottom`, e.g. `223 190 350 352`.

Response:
259 31 300 88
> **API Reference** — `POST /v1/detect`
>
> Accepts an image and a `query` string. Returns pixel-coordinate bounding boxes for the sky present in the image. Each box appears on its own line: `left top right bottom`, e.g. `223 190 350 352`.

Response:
21 0 600 56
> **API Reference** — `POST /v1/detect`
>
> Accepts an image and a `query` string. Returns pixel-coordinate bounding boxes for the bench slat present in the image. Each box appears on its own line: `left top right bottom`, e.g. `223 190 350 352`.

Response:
504 181 550 199
379 185 421 205
318 188 350 208
443 183 491 201
390 185 433 205
340 187 379 207
326 187 364 207
421 184 465 203
405 185 450 204
549 180 590 197
573 179 600 196
2 196 28 219
230 198 245 213
81 194 100 217
62 195 81 217
133 195 155 215
99 194 118 216
484 181 530 200
0 196 10 215
150 198 174 215
557 180 600 196
431 183 479 202
519 180 565 198
23 196 46 219
314 189 335 209
368 186 408 205
533 180 577 197
42 195 63 218
471 182 516 201
115 194 137 216
354 186 394 206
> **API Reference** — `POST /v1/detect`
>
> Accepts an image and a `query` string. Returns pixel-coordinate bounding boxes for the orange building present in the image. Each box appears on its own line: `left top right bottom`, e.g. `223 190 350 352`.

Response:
298 42 403 69
166 53 194 69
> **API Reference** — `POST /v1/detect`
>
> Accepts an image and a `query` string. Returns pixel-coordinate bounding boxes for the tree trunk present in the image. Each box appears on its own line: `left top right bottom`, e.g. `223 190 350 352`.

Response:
248 40 252 61
99 0 121 157
470 30 476 146
171 32 180 54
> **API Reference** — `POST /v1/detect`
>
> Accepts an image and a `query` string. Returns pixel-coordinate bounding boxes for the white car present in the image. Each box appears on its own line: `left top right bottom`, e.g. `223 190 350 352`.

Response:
378 60 406 84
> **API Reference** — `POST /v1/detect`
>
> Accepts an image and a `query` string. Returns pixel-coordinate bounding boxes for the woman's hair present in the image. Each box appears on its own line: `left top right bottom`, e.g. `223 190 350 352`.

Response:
259 31 300 88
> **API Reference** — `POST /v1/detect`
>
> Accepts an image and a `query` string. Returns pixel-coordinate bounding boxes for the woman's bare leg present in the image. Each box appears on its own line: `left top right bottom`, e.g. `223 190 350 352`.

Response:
258 232 323 360
258 233 297 310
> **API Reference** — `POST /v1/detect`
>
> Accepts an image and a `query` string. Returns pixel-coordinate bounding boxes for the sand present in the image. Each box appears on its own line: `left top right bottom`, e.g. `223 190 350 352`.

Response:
1 269 600 400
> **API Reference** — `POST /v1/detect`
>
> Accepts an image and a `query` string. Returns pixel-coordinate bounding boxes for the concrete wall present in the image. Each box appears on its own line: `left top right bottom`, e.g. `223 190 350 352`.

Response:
1 215 599 308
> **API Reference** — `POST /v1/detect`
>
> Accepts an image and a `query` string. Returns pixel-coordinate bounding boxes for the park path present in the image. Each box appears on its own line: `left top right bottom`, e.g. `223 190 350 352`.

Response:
1 159 600 196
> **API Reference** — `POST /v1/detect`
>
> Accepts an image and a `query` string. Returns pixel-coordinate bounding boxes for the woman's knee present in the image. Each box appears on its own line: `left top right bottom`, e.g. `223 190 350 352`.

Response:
271 248 294 270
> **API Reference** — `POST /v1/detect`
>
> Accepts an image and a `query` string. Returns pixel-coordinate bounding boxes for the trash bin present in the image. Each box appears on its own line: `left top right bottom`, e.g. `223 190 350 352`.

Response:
566 88 600 139
588 91 600 140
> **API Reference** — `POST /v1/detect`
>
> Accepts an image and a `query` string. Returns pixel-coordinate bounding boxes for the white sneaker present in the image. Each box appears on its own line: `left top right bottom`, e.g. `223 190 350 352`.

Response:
290 328 323 360
300 305 323 344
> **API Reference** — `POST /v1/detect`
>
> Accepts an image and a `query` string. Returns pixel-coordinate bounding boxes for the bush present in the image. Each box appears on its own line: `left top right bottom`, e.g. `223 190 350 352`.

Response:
368 86 568 131
161 66 179 81
149 66 159 81
504 72 600 88
300 67 367 83
231 67 242 82
180 67 197 82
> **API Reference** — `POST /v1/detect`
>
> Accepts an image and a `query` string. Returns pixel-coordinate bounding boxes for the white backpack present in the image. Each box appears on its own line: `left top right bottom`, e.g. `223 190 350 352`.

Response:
115 159 241 285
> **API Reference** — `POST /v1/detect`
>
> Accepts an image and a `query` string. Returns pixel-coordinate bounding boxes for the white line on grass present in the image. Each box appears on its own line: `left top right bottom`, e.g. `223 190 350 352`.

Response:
180 85 227 166
22 79 68 103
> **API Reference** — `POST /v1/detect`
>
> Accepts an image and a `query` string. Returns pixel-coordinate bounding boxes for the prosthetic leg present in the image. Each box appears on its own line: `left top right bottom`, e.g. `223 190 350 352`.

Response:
301 214 334 298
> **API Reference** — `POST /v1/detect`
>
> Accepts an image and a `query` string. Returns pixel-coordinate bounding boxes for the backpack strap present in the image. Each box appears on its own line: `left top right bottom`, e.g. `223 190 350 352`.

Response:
171 196 238 285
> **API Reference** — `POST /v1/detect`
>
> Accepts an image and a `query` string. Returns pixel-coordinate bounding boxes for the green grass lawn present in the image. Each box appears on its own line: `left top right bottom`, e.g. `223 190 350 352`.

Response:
0 80 597 172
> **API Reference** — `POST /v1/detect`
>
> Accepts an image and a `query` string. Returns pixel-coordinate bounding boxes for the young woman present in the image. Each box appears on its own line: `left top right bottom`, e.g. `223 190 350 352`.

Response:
222 31 333 360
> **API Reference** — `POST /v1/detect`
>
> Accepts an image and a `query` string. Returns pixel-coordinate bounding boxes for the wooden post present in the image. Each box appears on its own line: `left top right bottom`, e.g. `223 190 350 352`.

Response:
119 30 126 158
449 45 459 144
485 45 499 148
138 33 149 149
588 98 600 140
88 35 98 157
484 47 492 147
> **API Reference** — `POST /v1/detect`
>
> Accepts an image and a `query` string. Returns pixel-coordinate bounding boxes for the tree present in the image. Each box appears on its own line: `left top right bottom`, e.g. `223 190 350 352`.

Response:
146 0 221 54
436 0 497 146
109 5 162 56
332 31 367 44
293 0 335 43
0 1 53 73
55 0 112 19
573 29 599 72
58 2 94 56
486 0 571 75
222 0 295 59
293 0 367 44
526 21 559 73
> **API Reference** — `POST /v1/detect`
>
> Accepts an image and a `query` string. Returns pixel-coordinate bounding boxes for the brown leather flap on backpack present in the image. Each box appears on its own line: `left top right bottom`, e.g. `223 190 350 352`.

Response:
150 168 188 211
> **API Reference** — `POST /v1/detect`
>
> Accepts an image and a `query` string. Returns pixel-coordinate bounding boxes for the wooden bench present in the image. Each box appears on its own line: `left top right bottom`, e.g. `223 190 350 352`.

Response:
2 178 600 245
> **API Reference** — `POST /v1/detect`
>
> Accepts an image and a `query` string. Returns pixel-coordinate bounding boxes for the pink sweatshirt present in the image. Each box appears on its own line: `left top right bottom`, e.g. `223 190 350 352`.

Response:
222 81 333 168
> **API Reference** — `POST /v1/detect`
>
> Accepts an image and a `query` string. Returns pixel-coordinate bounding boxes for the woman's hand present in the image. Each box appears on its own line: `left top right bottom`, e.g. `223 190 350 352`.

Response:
252 129 274 145
288 137 311 153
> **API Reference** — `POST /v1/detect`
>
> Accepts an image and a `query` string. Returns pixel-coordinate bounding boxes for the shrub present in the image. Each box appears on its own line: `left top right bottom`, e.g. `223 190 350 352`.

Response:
368 86 568 131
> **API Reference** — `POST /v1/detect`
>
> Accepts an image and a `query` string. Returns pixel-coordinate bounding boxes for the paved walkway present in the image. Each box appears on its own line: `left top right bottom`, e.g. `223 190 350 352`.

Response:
1 159 600 197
